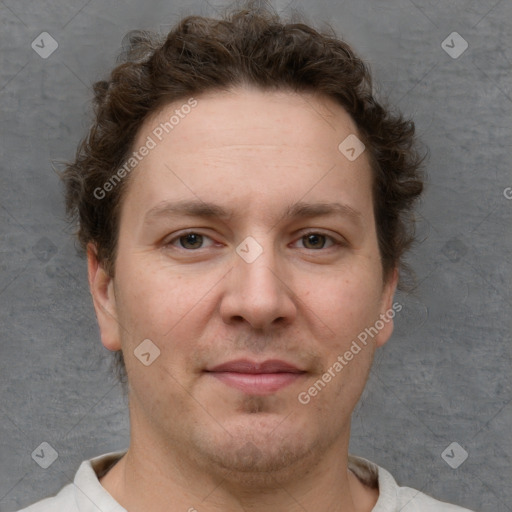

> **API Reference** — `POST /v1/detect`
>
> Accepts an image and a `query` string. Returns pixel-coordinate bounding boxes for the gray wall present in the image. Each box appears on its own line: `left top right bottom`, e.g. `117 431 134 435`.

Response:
1 0 510 510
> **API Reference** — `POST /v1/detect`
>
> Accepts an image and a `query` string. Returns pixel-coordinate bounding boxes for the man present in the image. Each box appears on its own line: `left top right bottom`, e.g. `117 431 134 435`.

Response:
18 3 473 511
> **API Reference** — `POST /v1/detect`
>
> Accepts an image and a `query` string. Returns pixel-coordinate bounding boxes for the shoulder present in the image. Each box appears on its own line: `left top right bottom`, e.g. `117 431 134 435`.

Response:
348 455 475 512
15 483 76 512
14 451 127 512
394 485 475 512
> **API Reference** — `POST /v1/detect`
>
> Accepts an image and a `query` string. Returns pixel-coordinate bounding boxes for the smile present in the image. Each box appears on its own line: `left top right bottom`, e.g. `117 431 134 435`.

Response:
204 359 307 395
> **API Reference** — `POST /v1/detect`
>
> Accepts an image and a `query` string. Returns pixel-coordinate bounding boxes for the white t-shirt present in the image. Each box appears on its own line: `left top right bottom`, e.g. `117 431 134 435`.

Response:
16 451 474 512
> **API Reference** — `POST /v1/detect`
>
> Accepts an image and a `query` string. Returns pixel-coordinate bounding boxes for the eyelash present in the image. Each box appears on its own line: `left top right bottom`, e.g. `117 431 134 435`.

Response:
164 230 344 251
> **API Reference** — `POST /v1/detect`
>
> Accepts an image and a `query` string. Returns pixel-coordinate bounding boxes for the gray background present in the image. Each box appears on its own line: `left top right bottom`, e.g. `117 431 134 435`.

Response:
1 0 511 510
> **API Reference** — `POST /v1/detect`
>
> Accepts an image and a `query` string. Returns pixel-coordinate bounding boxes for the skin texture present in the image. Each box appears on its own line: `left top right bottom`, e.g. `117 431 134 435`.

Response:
88 86 398 512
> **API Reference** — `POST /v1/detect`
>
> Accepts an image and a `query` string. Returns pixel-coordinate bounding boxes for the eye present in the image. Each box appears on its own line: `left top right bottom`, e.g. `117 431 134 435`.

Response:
164 230 343 252
293 232 339 250
166 231 216 250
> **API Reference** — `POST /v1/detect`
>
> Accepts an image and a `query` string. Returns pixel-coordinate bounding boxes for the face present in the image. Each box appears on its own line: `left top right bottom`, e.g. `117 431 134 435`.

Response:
88 87 397 478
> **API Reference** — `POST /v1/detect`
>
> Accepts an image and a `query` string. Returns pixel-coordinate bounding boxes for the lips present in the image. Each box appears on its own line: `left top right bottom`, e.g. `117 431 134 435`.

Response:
207 359 304 374
205 359 306 395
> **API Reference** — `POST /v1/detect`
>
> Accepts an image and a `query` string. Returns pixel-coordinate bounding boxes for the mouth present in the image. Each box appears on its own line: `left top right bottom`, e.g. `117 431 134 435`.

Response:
204 359 307 395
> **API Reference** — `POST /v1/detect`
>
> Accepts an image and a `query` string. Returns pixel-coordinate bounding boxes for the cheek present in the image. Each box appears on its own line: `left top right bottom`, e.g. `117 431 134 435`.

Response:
116 270 206 394
114 255 224 373
299 272 380 415
304 267 384 342
116 255 194 328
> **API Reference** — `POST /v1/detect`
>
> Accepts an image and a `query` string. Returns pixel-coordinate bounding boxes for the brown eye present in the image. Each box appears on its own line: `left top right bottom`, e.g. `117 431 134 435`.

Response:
178 233 204 249
163 230 219 254
300 232 335 250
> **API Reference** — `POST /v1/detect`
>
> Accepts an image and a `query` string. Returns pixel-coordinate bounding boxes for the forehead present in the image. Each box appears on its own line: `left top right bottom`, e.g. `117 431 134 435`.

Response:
144 87 361 154
121 87 374 226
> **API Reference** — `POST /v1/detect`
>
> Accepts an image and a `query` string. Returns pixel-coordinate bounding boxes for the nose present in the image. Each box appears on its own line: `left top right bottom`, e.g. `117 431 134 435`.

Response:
219 242 297 330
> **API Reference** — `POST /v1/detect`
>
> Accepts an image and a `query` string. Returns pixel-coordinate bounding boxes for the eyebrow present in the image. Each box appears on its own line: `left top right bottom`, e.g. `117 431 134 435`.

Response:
143 199 363 226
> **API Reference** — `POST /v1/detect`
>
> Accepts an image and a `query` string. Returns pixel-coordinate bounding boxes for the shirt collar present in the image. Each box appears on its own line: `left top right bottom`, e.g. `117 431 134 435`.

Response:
74 451 397 512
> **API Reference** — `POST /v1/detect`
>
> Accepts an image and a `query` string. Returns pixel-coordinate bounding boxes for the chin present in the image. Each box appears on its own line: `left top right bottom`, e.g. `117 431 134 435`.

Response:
188 412 329 482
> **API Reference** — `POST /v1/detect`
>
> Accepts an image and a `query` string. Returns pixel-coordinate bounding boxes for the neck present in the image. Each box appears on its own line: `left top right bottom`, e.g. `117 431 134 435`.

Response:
100 428 378 512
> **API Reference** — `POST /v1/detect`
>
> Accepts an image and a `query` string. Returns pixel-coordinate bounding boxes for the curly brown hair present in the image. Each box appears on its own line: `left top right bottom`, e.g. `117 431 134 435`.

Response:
61 1 425 383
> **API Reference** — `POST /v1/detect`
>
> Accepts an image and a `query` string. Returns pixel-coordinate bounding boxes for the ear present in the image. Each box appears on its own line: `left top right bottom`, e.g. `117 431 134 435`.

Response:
87 243 121 351
374 267 399 348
